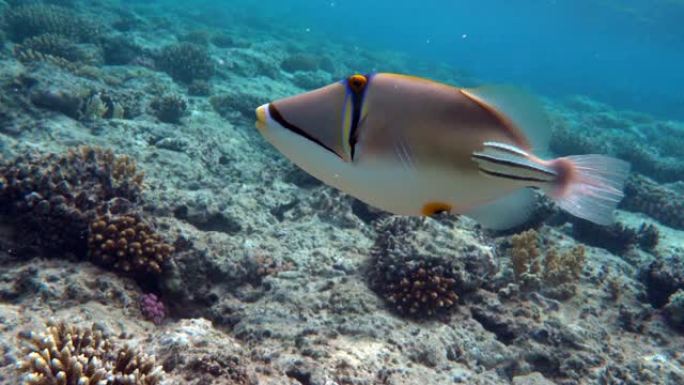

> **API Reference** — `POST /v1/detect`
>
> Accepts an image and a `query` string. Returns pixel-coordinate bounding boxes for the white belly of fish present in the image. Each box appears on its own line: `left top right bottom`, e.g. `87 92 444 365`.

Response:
263 127 514 216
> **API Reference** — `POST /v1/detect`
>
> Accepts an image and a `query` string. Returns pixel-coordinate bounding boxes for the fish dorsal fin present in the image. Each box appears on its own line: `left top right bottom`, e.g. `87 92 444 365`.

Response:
463 85 551 154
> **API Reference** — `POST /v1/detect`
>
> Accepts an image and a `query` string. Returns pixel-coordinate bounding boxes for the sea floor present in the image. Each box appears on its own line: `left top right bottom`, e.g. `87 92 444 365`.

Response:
1 2 684 385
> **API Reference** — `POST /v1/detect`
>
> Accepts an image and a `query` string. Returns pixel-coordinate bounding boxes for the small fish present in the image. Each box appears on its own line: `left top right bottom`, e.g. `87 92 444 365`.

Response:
255 73 630 229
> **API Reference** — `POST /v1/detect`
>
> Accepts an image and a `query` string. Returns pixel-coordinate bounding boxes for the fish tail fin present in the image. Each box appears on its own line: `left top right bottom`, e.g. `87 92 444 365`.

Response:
549 155 630 225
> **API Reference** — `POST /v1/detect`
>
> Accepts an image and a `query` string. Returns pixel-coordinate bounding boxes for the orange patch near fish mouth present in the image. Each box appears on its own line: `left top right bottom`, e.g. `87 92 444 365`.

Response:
421 202 453 216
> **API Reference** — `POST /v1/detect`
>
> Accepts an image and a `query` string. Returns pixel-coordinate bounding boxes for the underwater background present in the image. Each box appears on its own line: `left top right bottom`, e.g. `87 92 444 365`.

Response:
0 1 683 385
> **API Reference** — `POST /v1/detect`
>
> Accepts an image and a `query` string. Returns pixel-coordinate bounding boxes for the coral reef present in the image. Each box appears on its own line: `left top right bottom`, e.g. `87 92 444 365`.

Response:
156 43 214 84
179 30 211 46
368 216 496 319
14 33 91 63
210 33 237 48
621 174 684 229
187 79 211 96
0 147 144 254
101 36 144 66
150 94 187 124
280 53 322 73
1 1 683 384
3 4 100 43
209 91 267 120
0 147 173 277
665 289 684 331
510 229 585 299
140 293 166 325
639 255 684 309
549 97 684 184
570 219 658 254
88 213 174 275
17 321 163 385
81 90 126 120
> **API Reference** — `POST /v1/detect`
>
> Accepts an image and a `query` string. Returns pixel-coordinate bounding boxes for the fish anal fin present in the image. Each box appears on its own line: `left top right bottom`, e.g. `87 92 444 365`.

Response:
466 188 538 230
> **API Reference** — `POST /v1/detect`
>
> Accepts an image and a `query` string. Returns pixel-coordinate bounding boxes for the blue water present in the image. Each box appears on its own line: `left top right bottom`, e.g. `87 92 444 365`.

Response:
237 0 684 120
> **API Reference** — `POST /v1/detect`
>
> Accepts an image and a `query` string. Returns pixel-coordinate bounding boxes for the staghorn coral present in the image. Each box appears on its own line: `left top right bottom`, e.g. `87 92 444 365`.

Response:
510 229 585 299
156 42 214 84
621 174 684 229
0 147 144 257
88 213 174 275
16 321 163 385
3 4 100 42
368 216 496 319
150 94 187 124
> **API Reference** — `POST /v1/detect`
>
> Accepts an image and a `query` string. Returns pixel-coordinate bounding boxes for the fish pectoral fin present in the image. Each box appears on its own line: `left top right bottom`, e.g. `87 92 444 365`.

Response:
465 188 539 230
463 85 551 155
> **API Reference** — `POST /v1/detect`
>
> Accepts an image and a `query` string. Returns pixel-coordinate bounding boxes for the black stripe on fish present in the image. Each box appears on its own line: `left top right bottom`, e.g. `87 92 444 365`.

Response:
347 73 372 161
268 103 342 160
478 168 553 183
472 153 557 178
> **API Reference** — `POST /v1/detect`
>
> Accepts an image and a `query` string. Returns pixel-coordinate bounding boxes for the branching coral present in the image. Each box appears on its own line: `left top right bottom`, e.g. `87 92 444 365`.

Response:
15 33 89 63
150 94 187 124
156 42 214 84
368 216 496 319
377 258 460 317
3 4 100 42
0 147 174 277
16 321 163 385
88 213 174 275
510 229 585 299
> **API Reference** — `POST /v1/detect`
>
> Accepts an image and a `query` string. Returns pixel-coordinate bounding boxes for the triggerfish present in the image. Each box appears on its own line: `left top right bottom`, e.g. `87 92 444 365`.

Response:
255 73 630 229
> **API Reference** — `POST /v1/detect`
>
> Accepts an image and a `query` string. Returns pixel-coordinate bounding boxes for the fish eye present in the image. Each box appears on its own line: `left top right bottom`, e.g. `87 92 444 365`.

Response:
347 74 367 93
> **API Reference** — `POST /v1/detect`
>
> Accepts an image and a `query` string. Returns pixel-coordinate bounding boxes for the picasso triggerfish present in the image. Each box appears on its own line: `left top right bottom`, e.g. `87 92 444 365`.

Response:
255 73 630 229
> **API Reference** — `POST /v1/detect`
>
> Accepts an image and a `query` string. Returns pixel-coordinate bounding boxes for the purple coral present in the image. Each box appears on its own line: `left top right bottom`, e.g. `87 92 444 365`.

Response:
140 293 166 325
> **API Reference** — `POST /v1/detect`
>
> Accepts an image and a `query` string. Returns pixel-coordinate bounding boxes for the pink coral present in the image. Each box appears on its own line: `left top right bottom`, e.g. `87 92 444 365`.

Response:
140 293 166 325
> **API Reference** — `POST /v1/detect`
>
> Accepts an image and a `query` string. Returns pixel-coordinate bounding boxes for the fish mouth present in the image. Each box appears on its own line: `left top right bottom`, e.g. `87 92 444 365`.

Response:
255 104 268 132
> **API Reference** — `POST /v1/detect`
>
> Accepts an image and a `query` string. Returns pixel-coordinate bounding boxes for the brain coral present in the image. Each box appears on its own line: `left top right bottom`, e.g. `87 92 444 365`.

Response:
368 216 496 319
17 321 163 385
